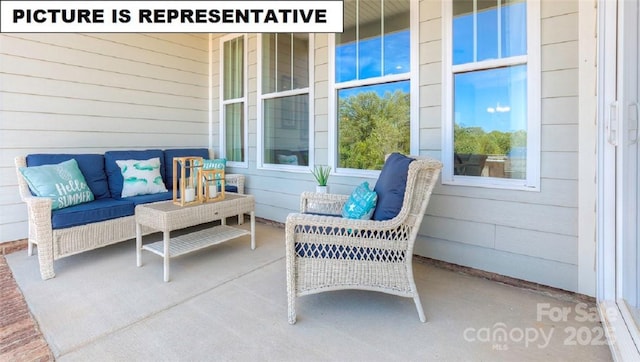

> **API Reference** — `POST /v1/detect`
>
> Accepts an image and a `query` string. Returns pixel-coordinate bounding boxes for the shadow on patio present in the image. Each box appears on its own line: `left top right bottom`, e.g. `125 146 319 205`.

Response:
4 220 612 361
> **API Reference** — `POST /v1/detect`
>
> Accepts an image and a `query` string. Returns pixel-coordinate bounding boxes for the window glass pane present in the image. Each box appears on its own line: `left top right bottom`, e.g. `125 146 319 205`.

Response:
453 65 527 179
337 0 410 82
223 37 244 100
338 81 410 170
383 0 410 75
358 0 382 79
292 34 309 89
262 34 276 94
336 0 357 83
502 0 527 58
264 95 309 166
277 34 293 92
263 34 309 93
476 0 498 62
453 0 474 65
225 102 244 162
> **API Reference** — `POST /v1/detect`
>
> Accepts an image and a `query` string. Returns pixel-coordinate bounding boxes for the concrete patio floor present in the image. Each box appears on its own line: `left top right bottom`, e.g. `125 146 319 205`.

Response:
5 220 613 361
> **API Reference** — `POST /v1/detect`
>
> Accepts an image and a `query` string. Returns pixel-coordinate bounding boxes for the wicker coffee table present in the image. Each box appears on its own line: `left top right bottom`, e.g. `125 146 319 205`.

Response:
135 193 255 281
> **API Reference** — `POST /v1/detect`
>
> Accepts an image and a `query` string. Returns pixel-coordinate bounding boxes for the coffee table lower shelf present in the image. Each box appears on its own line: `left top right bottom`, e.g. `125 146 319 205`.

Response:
142 225 250 258
140 225 251 281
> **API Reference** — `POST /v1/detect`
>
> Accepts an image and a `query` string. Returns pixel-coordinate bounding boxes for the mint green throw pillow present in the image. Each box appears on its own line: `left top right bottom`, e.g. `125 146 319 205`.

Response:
342 181 378 220
115 157 168 198
19 159 95 210
202 159 226 186
202 158 226 171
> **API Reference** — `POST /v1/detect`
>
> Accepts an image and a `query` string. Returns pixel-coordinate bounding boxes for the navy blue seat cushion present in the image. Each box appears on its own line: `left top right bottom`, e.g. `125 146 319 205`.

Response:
51 198 134 230
124 191 172 206
225 185 238 193
164 148 209 186
104 149 165 199
372 153 415 221
26 154 111 200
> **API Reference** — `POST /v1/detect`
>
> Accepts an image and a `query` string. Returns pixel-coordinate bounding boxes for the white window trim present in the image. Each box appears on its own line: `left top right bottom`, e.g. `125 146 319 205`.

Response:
329 0 418 177
441 0 541 191
219 33 249 168
257 33 315 172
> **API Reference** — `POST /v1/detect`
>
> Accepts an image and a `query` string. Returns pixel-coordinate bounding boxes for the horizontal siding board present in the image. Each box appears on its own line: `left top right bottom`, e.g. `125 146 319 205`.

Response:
541 12 578 45
1 93 207 122
0 185 22 205
435 178 578 208
414 236 578 292
541 96 579 125
1 54 207 96
542 69 579 98
87 34 208 61
419 106 441 129
0 168 19 186
2 35 207 84
427 194 578 236
542 124 579 152
541 1 578 19
542 41 578 71
495 226 578 264
0 222 27 243
7 34 207 75
541 151 578 180
1 74 207 111
144 34 209 51
0 203 26 225
1 130 207 149
420 216 495 248
0 112 207 135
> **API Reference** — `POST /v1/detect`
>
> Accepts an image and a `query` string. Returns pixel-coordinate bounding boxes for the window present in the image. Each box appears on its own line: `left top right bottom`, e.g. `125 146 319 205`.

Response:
443 0 540 189
259 33 312 168
332 0 414 171
221 35 247 165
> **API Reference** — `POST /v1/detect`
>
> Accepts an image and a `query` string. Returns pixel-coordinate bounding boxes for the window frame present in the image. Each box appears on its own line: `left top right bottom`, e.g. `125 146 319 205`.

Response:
219 33 249 168
329 0 419 178
257 33 315 171
442 0 541 191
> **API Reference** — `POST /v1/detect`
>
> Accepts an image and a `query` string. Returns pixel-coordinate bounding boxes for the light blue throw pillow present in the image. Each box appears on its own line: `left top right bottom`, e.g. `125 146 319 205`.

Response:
342 181 378 220
115 157 168 198
202 159 226 186
19 158 95 210
202 158 226 170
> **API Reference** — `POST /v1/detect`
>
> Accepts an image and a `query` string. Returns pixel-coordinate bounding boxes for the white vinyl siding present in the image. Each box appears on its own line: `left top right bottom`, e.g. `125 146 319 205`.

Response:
0 33 209 242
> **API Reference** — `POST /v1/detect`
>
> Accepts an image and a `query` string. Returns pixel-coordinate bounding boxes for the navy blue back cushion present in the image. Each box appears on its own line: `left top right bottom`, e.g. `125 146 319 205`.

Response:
163 148 210 186
372 153 415 221
104 149 165 199
26 154 111 199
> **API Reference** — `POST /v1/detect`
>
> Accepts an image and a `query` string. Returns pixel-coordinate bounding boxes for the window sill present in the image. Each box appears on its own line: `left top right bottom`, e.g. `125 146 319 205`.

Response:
442 175 540 192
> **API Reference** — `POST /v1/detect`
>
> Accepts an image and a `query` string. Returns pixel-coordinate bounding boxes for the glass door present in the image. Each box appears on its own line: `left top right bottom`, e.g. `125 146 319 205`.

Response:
598 0 640 358
619 0 640 329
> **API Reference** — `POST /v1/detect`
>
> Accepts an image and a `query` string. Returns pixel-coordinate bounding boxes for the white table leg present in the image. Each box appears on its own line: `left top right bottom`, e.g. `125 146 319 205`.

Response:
163 231 170 282
136 222 142 267
250 211 255 250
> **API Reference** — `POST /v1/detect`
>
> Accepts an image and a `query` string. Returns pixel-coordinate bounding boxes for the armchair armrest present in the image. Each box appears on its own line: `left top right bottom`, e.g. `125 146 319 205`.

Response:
299 192 349 215
224 173 245 194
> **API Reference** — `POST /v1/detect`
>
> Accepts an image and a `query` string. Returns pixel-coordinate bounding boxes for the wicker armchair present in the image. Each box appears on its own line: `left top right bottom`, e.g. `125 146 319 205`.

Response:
285 155 442 324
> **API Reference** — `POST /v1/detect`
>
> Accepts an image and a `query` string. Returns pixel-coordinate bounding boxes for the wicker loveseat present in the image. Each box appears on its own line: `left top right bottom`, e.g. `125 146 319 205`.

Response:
15 148 245 280
285 154 442 324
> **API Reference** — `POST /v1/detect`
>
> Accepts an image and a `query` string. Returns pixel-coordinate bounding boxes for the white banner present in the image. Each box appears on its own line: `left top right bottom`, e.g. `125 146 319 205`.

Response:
0 1 344 33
